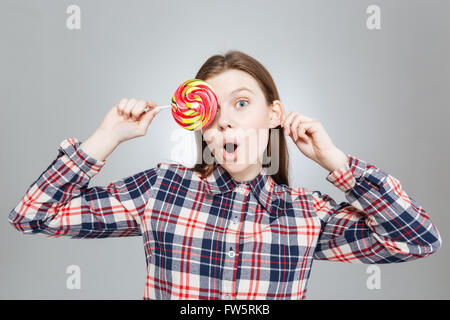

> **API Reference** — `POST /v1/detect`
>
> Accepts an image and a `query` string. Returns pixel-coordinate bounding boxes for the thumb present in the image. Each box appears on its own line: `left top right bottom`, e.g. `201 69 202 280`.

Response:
138 106 161 133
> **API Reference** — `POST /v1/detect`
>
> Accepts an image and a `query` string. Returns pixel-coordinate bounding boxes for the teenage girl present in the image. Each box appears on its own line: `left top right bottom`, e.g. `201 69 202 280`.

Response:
9 50 442 300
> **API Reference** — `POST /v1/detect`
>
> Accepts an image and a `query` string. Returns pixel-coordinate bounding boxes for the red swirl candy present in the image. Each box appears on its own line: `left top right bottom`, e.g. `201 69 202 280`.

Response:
170 79 218 131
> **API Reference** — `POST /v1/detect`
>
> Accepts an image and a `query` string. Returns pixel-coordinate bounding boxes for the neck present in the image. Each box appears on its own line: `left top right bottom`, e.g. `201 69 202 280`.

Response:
228 162 263 183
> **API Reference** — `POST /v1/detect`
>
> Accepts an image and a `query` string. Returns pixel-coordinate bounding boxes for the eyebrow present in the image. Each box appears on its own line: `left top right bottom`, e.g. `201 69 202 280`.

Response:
230 87 254 95
217 87 255 108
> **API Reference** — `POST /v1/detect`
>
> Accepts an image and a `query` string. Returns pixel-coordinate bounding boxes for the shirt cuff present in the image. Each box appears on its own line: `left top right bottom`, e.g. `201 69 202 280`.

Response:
58 138 106 179
325 154 367 192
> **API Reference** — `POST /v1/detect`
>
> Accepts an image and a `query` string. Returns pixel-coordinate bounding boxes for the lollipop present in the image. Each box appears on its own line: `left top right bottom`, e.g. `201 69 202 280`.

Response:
145 79 218 131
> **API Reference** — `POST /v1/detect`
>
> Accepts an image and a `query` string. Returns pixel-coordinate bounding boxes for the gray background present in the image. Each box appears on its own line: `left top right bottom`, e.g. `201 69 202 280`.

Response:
1 0 449 299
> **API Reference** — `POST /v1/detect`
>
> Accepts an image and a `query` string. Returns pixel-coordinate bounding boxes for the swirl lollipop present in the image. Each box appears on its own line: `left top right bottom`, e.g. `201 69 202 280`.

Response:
144 79 218 131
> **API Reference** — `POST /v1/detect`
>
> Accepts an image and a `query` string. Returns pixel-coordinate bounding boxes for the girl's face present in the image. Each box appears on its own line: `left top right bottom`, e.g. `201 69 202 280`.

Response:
201 69 283 181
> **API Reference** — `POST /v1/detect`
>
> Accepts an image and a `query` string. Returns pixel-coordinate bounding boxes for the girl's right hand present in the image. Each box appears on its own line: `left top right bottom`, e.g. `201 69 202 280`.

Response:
98 98 161 145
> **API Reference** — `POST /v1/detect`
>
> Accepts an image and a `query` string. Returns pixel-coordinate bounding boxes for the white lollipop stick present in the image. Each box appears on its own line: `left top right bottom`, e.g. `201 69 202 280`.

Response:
144 102 200 113
144 105 171 112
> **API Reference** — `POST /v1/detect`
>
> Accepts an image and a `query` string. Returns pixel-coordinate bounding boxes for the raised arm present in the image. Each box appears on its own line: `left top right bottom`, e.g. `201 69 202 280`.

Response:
9 138 160 238
312 154 442 263
8 98 162 239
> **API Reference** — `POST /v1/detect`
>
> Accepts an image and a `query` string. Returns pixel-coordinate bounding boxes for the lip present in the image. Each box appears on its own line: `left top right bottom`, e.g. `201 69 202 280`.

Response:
222 144 239 162
222 137 239 162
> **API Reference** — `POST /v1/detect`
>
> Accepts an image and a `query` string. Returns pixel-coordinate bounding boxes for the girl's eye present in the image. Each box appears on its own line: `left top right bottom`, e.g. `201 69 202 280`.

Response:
235 100 248 108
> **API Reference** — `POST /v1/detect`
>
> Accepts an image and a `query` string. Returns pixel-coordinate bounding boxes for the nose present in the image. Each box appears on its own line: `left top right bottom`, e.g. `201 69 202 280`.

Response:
216 106 233 131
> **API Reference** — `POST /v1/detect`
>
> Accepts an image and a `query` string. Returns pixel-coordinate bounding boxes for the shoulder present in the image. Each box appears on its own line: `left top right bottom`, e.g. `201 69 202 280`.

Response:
269 180 316 206
154 161 199 182
272 182 337 212
275 182 313 198
156 161 194 173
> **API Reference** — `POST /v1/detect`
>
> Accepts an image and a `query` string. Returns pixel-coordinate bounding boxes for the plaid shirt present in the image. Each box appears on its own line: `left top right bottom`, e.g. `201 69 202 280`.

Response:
9 138 442 299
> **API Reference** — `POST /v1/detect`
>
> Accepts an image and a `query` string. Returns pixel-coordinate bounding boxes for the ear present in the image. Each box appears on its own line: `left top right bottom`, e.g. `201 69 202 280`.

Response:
269 100 284 129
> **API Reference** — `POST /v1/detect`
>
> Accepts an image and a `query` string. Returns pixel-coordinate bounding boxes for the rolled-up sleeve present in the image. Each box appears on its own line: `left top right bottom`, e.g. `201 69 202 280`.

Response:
312 154 442 263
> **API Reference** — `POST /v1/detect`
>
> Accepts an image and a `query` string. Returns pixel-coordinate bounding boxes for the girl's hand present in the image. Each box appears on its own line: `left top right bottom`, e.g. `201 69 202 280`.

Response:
98 98 161 145
281 111 348 172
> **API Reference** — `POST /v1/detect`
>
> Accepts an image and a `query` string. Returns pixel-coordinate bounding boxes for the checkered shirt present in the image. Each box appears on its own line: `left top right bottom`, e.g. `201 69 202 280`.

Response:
9 138 442 299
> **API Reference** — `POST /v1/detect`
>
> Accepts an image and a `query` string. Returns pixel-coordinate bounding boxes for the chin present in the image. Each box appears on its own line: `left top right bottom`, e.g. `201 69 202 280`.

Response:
220 162 251 174
212 145 262 176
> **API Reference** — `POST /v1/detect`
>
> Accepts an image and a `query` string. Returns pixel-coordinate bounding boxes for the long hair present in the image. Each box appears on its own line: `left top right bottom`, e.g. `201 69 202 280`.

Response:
190 50 290 187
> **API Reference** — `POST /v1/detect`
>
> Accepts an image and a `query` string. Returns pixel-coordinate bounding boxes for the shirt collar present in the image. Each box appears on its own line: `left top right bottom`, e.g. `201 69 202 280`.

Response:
202 163 277 215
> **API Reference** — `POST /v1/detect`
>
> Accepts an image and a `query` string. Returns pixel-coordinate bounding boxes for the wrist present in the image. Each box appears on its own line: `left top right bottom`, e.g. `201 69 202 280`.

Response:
95 128 121 148
79 129 120 162
319 148 348 173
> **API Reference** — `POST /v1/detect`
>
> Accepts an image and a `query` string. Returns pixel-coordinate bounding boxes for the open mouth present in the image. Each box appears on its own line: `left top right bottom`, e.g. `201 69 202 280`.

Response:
222 139 239 161
224 142 238 153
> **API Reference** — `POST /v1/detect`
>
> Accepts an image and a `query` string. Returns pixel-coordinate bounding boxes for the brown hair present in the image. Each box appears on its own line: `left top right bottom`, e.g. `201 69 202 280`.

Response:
190 50 290 187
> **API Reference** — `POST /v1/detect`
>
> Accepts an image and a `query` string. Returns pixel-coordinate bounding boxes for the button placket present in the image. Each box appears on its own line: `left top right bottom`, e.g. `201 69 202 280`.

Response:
220 183 247 300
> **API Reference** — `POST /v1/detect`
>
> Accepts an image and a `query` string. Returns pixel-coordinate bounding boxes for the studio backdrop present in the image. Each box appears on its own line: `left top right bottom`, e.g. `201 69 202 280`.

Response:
1 0 448 299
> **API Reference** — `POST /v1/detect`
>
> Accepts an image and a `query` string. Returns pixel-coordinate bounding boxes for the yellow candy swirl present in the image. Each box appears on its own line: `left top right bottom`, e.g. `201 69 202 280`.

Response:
171 79 218 131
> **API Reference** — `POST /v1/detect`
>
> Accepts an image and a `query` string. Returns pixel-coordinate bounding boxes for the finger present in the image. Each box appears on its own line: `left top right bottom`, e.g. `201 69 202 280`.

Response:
144 100 158 113
123 98 137 118
137 105 161 134
297 121 316 142
282 112 296 136
280 111 292 128
131 100 147 120
285 112 317 137
293 118 315 142
117 98 128 115
291 115 304 141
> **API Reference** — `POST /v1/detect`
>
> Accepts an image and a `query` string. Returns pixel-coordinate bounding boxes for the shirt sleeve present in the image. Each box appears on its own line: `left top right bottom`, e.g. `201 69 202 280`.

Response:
8 138 159 239
312 154 442 263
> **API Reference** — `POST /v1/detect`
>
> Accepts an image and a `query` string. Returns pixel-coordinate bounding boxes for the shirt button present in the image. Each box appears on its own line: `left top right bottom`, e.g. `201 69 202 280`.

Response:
224 293 231 299
228 250 236 258
233 216 239 224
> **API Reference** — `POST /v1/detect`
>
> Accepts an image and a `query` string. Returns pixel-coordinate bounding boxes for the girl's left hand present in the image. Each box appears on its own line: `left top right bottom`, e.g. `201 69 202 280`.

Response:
281 111 348 172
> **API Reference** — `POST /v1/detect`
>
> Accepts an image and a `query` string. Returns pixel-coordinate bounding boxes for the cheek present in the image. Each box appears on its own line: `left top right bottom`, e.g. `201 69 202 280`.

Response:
243 129 269 158
202 128 217 144
240 111 271 129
